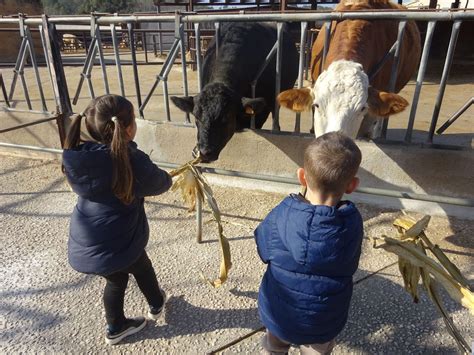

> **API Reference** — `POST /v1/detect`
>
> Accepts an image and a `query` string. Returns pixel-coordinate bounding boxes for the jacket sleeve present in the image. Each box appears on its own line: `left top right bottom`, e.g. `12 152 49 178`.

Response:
254 209 276 264
131 148 172 198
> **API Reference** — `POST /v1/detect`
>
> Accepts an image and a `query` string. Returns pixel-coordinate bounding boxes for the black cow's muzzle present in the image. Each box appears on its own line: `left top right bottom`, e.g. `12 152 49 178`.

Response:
193 145 218 163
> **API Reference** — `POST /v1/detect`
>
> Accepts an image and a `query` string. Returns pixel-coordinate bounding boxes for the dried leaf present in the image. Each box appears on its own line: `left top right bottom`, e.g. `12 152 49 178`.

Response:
170 156 232 288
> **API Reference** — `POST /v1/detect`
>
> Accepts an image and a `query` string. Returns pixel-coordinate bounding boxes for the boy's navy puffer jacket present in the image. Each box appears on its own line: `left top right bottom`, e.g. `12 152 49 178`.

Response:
62 141 172 275
255 194 363 345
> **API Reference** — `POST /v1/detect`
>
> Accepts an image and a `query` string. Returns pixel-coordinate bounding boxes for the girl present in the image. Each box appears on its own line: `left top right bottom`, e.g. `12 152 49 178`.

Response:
62 94 172 345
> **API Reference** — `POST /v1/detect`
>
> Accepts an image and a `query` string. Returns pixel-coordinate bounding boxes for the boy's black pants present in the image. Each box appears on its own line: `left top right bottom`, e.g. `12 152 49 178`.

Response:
102 251 163 328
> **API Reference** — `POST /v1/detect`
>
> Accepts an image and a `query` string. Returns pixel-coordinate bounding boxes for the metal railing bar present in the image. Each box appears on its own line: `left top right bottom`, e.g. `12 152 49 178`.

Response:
272 22 283 132
0 116 58 134
110 24 125 97
194 23 203 91
381 20 407 138
72 37 97 104
163 79 171 122
322 21 331 69
294 21 308 134
127 22 143 116
214 22 220 57
436 96 473 135
0 74 10 107
1 141 472 207
2 11 474 25
405 20 437 142
25 24 48 112
8 37 27 102
94 23 110 95
427 20 462 143
139 39 180 115
178 22 191 123
38 24 54 96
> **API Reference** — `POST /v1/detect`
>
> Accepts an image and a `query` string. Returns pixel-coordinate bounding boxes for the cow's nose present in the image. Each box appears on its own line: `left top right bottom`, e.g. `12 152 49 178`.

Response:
200 148 212 157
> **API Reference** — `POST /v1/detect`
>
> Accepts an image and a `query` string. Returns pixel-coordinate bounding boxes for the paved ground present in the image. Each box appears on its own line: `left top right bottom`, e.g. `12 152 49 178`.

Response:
1 51 473 148
1 154 473 353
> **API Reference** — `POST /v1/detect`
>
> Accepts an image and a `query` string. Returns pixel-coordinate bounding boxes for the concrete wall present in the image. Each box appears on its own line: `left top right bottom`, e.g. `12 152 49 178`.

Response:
1 115 473 218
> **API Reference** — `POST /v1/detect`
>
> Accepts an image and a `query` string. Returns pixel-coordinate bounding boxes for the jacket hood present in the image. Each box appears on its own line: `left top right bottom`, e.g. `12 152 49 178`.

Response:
275 194 361 272
62 142 118 199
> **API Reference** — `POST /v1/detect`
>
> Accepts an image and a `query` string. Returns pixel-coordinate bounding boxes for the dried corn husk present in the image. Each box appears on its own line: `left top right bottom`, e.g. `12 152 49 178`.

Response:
170 157 232 288
373 214 473 354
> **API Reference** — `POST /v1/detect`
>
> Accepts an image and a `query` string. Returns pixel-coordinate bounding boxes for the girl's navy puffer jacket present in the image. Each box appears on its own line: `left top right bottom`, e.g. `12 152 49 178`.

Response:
255 194 363 345
62 141 172 275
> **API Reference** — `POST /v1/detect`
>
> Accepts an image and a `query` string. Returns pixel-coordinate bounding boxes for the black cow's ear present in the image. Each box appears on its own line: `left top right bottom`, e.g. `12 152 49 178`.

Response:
242 97 266 115
171 96 194 113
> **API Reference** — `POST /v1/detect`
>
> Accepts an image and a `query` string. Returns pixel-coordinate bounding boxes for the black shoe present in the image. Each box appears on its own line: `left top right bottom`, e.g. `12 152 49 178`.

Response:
105 317 147 345
147 289 167 320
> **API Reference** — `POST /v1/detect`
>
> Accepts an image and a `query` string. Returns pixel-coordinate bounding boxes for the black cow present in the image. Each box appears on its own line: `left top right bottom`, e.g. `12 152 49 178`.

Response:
171 22 299 162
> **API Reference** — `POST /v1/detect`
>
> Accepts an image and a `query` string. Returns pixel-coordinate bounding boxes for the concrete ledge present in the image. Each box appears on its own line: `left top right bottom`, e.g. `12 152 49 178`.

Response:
136 120 474 200
1 117 473 219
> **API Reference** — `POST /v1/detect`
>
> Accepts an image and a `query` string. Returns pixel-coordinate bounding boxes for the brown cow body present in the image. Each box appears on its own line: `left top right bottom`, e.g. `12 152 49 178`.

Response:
279 0 421 138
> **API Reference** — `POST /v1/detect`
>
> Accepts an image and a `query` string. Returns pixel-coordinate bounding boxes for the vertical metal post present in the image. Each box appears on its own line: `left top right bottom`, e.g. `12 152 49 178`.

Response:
305 30 314 81
163 80 171 122
41 15 72 146
0 74 10 108
143 31 149 63
8 38 27 101
157 4 164 56
93 20 110 95
139 39 180 115
17 44 33 110
153 34 157 57
25 25 48 111
179 22 190 123
215 22 220 58
38 24 53 88
194 22 203 91
128 22 143 116
405 21 436 142
295 21 308 133
322 21 331 69
427 20 462 143
273 22 283 132
72 37 97 104
196 184 203 244
381 20 407 138
110 24 125 97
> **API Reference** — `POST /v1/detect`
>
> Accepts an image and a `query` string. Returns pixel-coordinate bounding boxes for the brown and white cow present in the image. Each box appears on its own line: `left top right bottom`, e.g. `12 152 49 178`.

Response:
278 0 421 138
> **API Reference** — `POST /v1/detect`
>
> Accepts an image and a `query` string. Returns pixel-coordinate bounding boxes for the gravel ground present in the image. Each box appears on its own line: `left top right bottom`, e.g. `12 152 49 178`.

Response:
0 155 472 354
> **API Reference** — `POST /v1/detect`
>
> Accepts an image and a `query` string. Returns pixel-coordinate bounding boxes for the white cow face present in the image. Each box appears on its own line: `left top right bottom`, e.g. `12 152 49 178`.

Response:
277 59 409 139
312 60 368 138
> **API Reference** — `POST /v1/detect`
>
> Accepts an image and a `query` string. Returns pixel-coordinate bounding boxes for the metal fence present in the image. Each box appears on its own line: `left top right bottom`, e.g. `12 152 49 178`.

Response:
0 10 473 146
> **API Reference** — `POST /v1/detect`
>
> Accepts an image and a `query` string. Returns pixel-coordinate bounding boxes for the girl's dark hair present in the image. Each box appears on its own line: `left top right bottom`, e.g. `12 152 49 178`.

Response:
64 95 135 205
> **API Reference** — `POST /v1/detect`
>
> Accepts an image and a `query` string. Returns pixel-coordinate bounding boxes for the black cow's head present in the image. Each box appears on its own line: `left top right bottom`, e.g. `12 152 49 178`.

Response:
171 83 266 163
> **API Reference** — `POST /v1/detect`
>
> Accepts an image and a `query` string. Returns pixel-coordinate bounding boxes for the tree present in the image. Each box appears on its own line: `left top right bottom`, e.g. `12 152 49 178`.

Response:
79 0 139 13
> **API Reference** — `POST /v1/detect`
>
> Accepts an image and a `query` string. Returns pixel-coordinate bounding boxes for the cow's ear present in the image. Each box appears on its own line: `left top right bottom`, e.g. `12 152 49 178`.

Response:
277 88 314 112
242 97 266 115
367 87 408 117
170 96 194 113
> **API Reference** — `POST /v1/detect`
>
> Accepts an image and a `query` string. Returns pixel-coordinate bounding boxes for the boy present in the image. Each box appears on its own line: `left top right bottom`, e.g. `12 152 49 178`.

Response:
255 132 363 355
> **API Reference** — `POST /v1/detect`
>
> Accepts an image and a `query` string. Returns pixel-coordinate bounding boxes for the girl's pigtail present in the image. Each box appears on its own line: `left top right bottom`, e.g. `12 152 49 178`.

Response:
64 113 84 149
110 117 134 204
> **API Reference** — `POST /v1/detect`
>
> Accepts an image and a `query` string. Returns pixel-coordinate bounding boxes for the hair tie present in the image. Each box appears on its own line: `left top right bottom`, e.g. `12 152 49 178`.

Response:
79 111 85 118
111 116 118 123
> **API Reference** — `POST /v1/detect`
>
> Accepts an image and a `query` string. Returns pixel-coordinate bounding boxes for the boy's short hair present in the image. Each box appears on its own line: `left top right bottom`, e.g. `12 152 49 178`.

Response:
304 132 362 195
